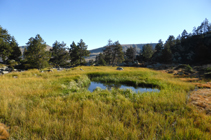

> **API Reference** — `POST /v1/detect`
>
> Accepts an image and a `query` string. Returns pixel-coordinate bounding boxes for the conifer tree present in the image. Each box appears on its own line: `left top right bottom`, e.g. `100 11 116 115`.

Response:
112 41 124 65
141 44 154 61
9 36 21 62
24 34 50 69
125 46 136 62
0 26 13 62
77 39 90 65
69 41 79 66
50 41 69 67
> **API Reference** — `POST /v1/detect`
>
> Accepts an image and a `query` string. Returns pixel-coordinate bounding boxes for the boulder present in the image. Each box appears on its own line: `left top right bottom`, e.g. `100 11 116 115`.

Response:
47 69 53 72
153 63 162 68
177 72 184 75
168 70 174 73
5 67 12 72
116 67 123 70
147 65 153 68
2 71 9 74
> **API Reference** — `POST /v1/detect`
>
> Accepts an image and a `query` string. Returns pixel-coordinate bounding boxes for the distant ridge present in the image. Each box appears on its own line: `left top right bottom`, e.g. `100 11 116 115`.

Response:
86 43 157 61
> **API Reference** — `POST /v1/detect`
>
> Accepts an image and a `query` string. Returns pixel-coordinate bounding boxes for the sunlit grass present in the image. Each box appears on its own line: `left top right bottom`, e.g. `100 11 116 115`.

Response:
0 66 211 139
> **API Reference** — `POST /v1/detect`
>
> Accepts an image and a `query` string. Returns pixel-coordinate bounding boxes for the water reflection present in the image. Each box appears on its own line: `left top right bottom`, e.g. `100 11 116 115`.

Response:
88 81 160 93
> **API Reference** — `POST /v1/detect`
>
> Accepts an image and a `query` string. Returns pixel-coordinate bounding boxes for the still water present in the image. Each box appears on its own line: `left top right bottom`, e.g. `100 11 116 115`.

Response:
88 81 160 93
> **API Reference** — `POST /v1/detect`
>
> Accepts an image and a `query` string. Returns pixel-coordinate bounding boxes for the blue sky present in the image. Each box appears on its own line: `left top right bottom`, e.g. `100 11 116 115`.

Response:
0 0 211 50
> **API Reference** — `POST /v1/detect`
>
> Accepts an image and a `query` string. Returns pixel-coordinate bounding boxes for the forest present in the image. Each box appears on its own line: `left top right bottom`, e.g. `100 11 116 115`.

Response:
96 18 211 66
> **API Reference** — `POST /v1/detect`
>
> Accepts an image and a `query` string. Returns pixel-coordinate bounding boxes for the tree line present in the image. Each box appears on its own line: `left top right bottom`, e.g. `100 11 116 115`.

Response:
95 18 211 66
1 18 211 69
0 27 90 69
150 18 211 64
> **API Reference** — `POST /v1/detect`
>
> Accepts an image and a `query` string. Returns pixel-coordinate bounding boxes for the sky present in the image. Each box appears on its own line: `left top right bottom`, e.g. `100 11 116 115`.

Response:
0 0 211 50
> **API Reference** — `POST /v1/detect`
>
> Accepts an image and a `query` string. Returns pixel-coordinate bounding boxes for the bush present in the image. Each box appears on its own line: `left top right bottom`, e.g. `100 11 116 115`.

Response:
174 64 193 72
205 67 211 72
185 64 193 72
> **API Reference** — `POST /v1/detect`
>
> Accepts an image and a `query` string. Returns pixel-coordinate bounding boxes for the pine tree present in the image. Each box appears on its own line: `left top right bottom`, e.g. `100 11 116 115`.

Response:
9 36 21 62
161 44 172 63
24 34 50 69
141 44 154 61
103 40 113 65
69 41 80 66
97 53 106 66
181 30 188 39
50 41 69 67
112 41 124 65
103 40 124 65
0 26 13 62
125 46 136 62
155 39 163 52
77 39 90 65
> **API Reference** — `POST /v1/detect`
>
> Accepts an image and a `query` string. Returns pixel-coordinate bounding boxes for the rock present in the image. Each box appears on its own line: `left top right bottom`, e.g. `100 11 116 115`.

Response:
153 63 162 68
2 66 7 70
184 72 189 75
168 70 174 73
147 65 153 68
116 67 123 70
178 72 184 75
2 71 9 74
5 68 12 72
57 67 60 70
47 69 53 72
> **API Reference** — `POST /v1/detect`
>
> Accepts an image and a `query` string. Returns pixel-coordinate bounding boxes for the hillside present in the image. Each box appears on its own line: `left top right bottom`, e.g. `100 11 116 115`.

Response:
86 43 157 61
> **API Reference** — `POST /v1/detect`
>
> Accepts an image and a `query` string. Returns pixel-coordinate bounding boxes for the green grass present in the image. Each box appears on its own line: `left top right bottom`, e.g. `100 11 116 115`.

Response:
0 66 211 139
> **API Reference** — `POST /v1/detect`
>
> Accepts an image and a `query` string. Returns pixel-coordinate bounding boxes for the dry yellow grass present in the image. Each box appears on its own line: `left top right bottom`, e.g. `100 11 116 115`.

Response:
193 82 211 88
189 89 211 114
0 123 9 140
179 78 200 82
1 66 211 139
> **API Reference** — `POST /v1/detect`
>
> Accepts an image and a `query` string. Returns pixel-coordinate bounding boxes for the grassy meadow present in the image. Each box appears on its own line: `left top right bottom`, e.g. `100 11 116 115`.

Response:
0 66 211 139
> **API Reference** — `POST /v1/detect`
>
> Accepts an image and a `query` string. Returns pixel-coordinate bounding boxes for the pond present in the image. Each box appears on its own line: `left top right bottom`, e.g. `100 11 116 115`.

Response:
88 81 160 93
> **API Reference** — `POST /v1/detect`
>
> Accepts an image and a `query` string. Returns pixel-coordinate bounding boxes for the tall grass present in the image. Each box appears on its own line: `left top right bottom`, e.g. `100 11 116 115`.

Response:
0 66 210 139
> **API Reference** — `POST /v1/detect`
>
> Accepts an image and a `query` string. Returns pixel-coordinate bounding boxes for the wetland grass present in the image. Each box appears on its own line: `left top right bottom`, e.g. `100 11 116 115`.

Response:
0 66 210 139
